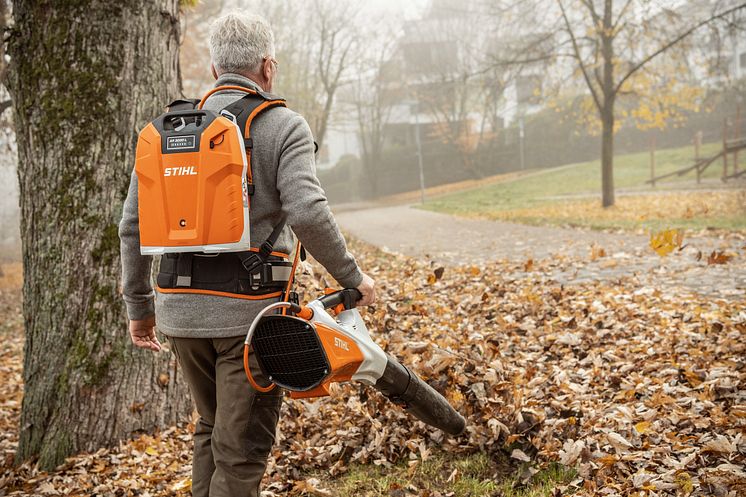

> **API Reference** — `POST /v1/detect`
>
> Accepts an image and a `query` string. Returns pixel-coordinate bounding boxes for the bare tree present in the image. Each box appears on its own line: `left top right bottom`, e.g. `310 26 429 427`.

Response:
348 28 399 198
312 0 360 148
403 2 540 179
248 0 362 149
180 0 226 97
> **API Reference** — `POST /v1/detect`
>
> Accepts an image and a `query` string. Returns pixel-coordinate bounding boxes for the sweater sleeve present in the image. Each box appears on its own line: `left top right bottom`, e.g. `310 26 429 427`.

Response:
118 170 155 320
275 115 364 288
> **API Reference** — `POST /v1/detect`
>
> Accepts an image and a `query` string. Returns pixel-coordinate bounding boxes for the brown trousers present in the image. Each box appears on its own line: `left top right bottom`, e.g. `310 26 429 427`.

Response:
168 336 283 497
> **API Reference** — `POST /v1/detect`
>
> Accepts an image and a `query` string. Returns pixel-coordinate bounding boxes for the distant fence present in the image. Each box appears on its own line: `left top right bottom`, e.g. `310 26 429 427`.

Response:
647 112 746 185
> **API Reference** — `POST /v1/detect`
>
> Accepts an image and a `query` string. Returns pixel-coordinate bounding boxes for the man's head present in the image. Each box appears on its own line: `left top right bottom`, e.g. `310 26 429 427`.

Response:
209 12 278 92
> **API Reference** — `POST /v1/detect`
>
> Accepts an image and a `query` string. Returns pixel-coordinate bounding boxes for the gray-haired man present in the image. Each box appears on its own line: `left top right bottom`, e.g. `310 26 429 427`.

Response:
119 12 376 497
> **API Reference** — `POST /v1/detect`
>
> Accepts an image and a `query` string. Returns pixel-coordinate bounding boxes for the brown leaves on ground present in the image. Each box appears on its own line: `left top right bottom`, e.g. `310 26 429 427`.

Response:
483 190 746 229
1 231 745 497
707 250 734 265
0 263 23 474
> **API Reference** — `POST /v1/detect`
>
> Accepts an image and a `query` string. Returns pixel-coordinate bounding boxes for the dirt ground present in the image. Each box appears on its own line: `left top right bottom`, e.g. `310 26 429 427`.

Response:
334 205 746 301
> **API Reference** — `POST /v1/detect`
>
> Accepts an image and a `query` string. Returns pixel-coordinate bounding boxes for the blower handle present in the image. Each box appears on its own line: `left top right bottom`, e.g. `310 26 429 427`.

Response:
317 288 362 311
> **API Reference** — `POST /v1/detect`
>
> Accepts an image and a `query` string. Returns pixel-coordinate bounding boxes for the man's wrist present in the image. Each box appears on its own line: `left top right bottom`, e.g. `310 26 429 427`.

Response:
131 314 156 325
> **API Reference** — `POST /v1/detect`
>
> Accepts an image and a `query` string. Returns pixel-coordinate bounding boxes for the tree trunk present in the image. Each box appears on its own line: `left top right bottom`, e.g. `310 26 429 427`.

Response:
7 0 192 470
601 103 615 207
600 0 616 208
315 88 334 150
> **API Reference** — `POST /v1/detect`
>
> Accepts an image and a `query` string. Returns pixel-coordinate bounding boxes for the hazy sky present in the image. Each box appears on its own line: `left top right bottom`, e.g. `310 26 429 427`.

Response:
363 0 427 20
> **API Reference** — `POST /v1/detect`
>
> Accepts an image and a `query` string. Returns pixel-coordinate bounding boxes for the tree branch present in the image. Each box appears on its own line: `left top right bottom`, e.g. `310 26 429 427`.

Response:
0 99 11 114
615 2 746 94
557 0 602 112
612 0 635 30
594 65 603 89
580 0 601 25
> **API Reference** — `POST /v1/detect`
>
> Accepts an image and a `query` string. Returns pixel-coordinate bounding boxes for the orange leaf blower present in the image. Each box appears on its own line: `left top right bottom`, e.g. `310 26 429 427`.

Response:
243 289 466 436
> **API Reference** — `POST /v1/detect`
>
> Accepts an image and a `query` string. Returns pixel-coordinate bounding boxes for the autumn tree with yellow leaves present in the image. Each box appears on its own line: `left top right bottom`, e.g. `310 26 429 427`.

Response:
554 0 746 207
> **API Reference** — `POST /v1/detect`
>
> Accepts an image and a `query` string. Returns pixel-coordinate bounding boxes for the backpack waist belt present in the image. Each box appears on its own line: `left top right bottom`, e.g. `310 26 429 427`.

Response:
156 251 291 297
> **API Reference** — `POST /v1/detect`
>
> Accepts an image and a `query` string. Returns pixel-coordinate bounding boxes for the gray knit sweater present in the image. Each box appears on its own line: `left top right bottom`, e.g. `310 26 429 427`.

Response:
118 74 363 338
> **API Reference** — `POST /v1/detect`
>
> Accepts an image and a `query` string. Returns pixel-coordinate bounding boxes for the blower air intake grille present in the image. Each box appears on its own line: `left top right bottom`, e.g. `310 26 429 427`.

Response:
251 316 330 391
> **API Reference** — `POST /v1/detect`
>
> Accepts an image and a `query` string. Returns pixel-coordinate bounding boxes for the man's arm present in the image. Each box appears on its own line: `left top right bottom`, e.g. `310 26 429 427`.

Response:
275 114 371 296
119 170 161 350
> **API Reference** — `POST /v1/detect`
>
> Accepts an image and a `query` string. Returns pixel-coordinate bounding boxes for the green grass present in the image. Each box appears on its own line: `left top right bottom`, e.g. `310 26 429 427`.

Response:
314 452 576 497
420 142 746 231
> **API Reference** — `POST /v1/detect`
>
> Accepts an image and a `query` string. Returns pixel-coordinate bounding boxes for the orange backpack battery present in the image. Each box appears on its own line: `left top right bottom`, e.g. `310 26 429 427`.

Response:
134 87 286 255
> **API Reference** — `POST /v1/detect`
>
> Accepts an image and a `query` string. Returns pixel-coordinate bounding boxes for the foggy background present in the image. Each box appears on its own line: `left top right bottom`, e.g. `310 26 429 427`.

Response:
1 0 745 260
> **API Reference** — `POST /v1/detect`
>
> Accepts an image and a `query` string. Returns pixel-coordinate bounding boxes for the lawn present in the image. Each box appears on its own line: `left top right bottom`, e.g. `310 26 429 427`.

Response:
420 142 746 232
315 453 576 497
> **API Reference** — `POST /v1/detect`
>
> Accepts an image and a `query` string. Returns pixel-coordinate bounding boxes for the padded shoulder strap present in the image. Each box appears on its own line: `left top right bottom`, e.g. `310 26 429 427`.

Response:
256 89 284 101
220 93 287 147
198 85 286 110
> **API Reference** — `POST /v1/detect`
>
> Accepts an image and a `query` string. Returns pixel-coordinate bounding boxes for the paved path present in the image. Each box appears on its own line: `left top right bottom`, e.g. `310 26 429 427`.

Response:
335 205 746 300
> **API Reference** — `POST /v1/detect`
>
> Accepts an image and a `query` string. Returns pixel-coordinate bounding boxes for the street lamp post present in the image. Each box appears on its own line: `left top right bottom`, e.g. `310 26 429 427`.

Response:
413 106 426 204
519 116 525 171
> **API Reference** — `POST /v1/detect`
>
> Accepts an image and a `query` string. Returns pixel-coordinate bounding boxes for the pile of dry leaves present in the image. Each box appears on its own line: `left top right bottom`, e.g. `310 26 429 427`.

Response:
0 234 744 496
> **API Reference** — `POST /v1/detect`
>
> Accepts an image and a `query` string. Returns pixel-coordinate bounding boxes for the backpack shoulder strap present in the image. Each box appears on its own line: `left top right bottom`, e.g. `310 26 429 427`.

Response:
220 92 288 275
198 85 256 109
221 92 287 142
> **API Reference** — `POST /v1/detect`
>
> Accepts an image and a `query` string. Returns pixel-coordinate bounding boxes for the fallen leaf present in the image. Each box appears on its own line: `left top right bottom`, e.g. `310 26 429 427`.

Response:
634 421 650 434
511 449 531 462
707 250 733 265
650 229 683 257
606 432 633 453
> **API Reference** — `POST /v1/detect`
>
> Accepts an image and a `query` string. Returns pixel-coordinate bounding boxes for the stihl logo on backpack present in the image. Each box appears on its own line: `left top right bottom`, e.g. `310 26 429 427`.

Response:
164 166 197 177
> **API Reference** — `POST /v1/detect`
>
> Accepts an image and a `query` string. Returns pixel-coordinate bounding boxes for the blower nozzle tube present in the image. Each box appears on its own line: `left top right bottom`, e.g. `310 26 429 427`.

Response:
374 354 466 436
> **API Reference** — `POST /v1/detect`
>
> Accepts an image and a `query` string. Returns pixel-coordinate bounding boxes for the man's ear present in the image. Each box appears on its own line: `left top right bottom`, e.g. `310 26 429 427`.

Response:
263 58 272 82
210 63 218 80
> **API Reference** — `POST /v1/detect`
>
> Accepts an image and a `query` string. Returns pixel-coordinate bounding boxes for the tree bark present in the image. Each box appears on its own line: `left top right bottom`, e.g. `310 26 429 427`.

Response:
7 0 191 470
0 0 8 83
601 0 616 208
601 103 615 208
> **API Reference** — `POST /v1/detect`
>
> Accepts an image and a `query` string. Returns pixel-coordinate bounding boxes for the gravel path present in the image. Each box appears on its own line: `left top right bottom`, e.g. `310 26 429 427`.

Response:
334 204 746 300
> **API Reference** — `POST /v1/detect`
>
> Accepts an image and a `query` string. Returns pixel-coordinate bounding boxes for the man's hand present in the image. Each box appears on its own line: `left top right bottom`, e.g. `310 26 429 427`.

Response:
356 272 376 307
129 315 161 352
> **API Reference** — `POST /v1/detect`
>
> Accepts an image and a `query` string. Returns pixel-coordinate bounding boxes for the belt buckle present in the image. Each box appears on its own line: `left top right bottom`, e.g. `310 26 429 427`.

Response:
250 272 262 290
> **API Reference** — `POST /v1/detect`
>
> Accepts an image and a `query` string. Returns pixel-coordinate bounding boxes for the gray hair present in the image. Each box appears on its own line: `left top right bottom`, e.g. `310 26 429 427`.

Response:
209 12 275 75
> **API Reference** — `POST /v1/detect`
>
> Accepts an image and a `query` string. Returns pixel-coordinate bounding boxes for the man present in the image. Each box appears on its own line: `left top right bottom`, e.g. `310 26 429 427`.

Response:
118 12 376 497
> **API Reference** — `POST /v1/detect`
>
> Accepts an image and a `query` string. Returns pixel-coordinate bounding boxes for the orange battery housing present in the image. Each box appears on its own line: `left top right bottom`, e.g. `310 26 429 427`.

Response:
288 321 365 399
135 109 250 255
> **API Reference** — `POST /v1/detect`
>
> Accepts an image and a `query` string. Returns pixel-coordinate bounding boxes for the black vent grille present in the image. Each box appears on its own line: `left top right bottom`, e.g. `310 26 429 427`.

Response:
252 316 330 391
